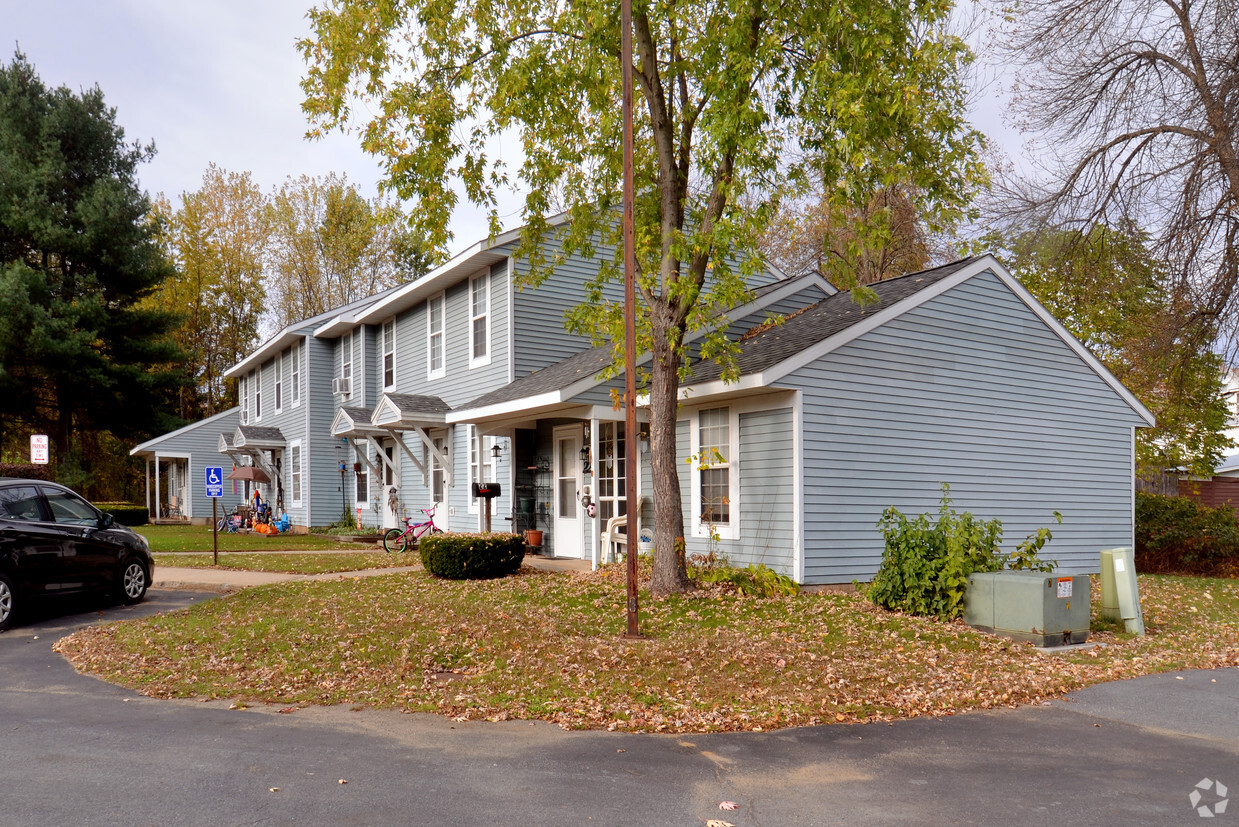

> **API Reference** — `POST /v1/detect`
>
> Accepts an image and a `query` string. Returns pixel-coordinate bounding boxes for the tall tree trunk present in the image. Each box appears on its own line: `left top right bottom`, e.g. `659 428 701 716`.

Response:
648 305 691 596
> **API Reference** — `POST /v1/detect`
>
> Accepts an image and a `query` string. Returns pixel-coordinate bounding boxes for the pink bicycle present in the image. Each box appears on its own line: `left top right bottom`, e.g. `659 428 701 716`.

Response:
382 505 443 553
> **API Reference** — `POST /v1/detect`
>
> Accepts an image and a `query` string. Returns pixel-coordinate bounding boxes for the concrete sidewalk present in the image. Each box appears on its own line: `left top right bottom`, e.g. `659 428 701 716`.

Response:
154 555 591 592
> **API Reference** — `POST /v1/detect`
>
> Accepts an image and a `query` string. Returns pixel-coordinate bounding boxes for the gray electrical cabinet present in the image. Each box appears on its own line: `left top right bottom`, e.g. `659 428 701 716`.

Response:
964 571 1090 646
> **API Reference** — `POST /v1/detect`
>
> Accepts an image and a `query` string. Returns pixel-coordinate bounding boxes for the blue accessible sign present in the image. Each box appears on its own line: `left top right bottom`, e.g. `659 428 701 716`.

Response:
205 466 224 499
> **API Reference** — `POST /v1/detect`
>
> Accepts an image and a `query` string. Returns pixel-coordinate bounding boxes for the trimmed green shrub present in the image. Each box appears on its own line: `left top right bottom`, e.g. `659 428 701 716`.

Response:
868 484 1060 619
419 532 525 580
1135 491 1239 569
100 504 149 526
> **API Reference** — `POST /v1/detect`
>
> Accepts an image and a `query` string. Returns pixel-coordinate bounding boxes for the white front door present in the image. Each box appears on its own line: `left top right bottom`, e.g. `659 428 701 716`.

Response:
553 426 583 558
381 439 400 530
430 431 449 531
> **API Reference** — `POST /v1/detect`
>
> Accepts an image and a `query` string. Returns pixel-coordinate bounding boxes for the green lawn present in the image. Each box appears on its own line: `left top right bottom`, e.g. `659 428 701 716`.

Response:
154 552 414 575
57 568 1239 733
137 524 376 553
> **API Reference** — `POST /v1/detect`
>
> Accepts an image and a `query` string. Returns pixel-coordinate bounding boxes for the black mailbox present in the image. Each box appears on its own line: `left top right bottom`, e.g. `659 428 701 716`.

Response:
472 482 502 499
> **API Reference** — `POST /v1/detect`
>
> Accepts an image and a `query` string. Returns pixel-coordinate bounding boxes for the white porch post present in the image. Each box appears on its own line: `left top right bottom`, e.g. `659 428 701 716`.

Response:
143 458 150 518
154 453 162 522
590 415 600 571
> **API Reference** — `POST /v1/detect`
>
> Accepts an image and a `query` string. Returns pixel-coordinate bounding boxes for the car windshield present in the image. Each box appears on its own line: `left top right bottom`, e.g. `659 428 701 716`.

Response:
0 485 44 521
42 488 100 526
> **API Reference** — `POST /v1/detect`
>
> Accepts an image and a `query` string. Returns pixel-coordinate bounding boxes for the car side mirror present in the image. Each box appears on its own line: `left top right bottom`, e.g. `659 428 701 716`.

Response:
99 512 115 530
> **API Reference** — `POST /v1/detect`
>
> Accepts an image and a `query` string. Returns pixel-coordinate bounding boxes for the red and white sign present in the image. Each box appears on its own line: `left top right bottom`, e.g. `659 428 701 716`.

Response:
30 434 50 465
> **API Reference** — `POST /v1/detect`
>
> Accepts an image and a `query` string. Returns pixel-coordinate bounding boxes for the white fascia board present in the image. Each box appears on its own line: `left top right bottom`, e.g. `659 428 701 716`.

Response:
330 407 378 437
371 395 401 427
447 390 567 424
130 407 241 455
986 262 1157 427
674 372 770 404
225 332 305 378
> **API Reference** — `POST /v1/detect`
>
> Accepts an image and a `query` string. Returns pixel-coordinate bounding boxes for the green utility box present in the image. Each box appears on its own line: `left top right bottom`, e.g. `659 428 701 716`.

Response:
964 571 1090 647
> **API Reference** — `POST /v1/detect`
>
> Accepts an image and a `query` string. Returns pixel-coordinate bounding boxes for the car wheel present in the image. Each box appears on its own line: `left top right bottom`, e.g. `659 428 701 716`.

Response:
0 572 15 632
118 558 149 605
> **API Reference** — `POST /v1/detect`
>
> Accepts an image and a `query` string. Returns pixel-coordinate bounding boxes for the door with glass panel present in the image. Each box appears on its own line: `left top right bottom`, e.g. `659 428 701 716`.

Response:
552 426 583 558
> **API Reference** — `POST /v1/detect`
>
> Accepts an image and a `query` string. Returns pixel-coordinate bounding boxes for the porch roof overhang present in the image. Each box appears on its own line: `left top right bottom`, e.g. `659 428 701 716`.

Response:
130 407 242 458
232 425 287 450
331 406 386 439
371 393 452 430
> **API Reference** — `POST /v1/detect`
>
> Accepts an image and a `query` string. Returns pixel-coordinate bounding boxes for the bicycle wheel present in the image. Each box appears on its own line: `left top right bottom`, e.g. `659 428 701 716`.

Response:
382 528 406 554
216 518 226 532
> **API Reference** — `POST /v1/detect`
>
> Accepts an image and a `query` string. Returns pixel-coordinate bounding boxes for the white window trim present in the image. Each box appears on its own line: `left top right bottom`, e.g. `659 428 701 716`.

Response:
688 405 740 541
291 340 301 408
354 444 370 509
382 318 396 390
469 272 491 369
274 352 284 414
253 368 263 422
342 330 354 401
467 425 496 516
240 375 249 423
427 292 446 380
290 439 303 507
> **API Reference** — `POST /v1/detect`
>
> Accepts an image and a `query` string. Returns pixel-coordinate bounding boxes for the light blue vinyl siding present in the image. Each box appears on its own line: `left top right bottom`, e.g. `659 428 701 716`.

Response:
735 408 795 574
511 240 611 378
136 408 241 519
784 271 1144 584
308 335 344 526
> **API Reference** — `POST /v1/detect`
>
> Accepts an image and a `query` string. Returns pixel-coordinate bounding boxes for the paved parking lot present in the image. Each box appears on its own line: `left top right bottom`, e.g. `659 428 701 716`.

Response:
1 588 1235 825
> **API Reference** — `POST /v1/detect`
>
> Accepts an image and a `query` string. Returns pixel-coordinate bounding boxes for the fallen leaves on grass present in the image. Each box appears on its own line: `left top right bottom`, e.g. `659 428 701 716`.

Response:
54 567 1239 734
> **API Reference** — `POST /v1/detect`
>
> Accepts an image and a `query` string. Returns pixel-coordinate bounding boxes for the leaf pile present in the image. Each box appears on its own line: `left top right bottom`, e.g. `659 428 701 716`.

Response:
56 568 1239 733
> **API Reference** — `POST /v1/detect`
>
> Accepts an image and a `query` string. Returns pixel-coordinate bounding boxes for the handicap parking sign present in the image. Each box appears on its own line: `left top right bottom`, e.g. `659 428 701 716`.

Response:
205 466 224 498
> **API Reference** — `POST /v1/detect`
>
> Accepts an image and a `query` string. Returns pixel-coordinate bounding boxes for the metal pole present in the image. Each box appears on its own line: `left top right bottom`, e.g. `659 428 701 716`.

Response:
212 498 218 566
622 0 640 638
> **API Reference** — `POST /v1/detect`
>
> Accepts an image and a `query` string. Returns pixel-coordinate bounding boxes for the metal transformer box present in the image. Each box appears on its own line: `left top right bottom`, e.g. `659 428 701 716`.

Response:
963 571 1090 647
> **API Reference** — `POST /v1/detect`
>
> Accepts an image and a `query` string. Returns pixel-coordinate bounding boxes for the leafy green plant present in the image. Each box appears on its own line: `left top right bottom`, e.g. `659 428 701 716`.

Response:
1008 512 1062 572
1135 491 1239 570
868 484 1062 619
419 532 525 580
690 552 798 597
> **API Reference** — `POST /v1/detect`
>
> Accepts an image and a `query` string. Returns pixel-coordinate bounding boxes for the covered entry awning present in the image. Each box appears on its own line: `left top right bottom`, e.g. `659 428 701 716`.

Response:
336 395 455 486
218 425 285 482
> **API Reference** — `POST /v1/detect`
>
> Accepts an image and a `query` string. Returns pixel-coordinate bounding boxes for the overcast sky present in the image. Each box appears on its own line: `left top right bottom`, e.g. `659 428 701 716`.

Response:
5 0 1023 256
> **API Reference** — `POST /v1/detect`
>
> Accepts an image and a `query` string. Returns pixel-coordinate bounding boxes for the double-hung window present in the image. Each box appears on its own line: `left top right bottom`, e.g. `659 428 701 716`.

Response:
341 330 353 399
382 319 395 389
290 441 303 506
274 353 283 413
427 293 445 379
469 273 490 368
253 368 263 421
691 406 737 539
291 340 301 407
240 376 249 423
467 426 496 516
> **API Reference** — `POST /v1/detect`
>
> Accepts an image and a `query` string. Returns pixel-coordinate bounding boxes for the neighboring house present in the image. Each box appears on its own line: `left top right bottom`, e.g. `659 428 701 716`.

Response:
132 235 1152 583
1172 367 1239 509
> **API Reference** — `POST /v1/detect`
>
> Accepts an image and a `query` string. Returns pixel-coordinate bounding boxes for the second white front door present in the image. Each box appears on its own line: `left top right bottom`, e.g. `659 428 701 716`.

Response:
380 438 400 530
553 426 583 559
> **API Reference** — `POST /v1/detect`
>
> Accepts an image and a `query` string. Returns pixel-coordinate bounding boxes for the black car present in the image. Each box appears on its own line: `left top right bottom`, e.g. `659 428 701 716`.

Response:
0 479 153 631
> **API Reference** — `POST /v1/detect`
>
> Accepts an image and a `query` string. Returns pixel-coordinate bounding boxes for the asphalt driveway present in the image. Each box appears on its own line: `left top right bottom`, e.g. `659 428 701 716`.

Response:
0 589 1235 825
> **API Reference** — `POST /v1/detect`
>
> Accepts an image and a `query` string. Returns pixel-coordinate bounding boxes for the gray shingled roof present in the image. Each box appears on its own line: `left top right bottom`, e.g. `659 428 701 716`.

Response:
385 394 452 416
340 406 373 425
688 257 979 384
460 346 614 410
236 425 286 443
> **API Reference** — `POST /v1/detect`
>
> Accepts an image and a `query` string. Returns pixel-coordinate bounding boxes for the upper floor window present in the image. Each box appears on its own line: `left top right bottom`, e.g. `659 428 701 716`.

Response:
291 340 301 407
469 273 490 368
340 330 353 398
253 368 263 421
382 319 396 389
240 376 249 423
428 293 445 379
274 352 284 413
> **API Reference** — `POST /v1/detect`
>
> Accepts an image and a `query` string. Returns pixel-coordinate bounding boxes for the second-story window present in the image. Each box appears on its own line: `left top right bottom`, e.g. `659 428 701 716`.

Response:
254 368 263 420
241 376 249 423
428 293 445 379
291 340 301 407
275 352 283 413
470 273 490 367
341 330 353 398
382 319 395 389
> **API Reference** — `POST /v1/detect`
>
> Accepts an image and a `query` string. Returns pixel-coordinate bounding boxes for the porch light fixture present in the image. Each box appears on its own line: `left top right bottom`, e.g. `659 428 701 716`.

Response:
491 441 502 459
579 444 590 463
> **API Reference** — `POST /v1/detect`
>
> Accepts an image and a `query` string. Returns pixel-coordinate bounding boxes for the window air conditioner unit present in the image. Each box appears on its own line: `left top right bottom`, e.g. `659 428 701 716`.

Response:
240 409 249 424
332 377 352 395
